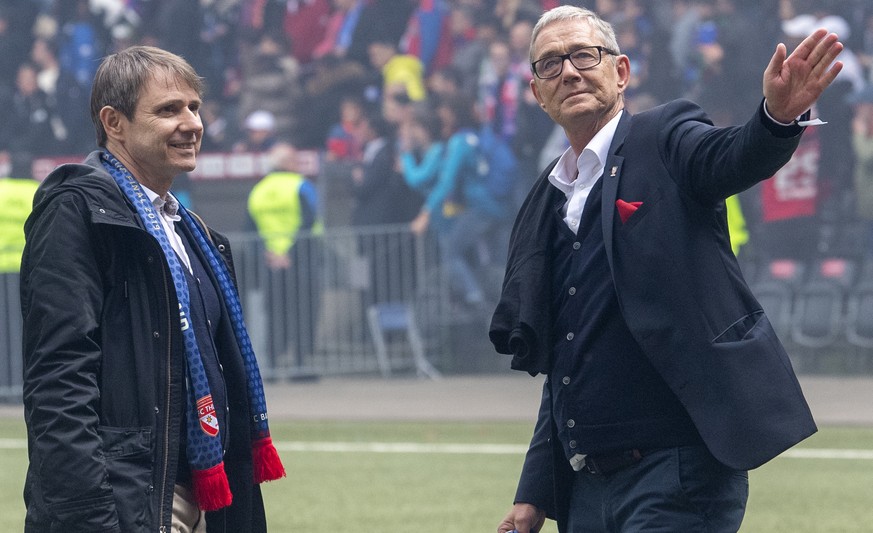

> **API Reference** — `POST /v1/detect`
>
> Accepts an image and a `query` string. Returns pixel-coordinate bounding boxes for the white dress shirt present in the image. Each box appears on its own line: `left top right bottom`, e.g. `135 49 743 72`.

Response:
141 184 193 274
548 111 623 233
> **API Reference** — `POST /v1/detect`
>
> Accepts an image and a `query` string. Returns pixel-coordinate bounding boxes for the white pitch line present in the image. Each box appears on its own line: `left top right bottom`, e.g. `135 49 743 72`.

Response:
781 448 873 460
275 441 528 455
0 438 872 461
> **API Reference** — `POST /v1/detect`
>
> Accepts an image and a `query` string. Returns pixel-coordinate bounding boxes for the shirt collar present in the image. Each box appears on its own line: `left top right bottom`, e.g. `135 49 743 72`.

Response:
548 110 623 196
140 183 181 221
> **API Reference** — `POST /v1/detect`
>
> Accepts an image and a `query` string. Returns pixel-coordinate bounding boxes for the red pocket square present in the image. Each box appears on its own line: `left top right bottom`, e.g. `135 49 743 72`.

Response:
616 199 643 224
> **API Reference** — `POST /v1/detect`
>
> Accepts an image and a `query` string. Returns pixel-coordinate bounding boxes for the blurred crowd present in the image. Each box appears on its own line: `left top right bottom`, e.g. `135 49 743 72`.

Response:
1 0 873 265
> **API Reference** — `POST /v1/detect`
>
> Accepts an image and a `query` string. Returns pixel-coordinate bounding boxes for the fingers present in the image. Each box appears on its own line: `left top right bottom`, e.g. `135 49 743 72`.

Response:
764 42 787 80
820 59 844 88
804 32 843 76
788 28 830 62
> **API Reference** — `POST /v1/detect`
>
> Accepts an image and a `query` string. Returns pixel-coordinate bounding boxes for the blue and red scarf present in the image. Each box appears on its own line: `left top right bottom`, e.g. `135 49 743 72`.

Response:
102 151 285 510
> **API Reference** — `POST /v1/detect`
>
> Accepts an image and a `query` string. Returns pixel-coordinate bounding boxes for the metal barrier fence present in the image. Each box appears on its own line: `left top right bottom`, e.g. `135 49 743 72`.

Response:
0 225 506 401
0 273 23 401
230 224 467 380
3 224 873 402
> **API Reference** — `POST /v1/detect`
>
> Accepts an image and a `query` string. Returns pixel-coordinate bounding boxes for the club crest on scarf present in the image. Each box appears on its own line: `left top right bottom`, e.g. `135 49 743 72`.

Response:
197 395 220 437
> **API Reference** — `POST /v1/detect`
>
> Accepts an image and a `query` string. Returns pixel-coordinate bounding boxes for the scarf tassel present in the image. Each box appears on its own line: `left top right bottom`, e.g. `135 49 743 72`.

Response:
252 437 286 483
192 462 233 511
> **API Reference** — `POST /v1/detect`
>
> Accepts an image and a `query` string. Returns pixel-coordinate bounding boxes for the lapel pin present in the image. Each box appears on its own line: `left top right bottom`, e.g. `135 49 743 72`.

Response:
610 166 618 177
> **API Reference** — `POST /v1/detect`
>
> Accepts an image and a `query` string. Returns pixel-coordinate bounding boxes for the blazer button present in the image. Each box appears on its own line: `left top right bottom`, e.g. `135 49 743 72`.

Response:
566 332 574 341
572 242 581 250
567 419 575 428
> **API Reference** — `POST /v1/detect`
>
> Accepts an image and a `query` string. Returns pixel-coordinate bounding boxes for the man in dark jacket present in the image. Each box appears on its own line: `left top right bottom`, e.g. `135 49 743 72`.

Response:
21 45 284 533
491 6 843 533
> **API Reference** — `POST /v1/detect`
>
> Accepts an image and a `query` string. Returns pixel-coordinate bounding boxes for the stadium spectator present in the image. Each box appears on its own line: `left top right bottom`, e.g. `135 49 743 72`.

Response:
493 0 541 33
0 61 67 158
283 0 332 65
351 110 422 226
436 94 511 312
344 0 417 68
298 54 369 148
312 0 366 60
399 103 452 236
54 0 105 88
0 173 39 274
368 36 428 102
0 6 28 96
441 3 479 87
325 94 366 161
200 99 240 152
193 0 242 97
31 36 92 154
234 109 279 153
451 7 501 98
247 142 323 370
401 0 453 75
237 31 303 145
477 39 514 135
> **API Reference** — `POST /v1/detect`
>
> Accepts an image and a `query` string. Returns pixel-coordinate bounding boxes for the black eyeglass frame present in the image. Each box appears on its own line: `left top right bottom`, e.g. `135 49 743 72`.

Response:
531 45 618 80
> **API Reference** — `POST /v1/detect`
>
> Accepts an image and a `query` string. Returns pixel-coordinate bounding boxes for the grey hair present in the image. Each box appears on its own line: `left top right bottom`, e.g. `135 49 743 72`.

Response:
529 5 622 66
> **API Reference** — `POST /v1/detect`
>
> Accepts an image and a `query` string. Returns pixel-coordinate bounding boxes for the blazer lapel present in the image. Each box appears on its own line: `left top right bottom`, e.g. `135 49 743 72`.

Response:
602 110 632 272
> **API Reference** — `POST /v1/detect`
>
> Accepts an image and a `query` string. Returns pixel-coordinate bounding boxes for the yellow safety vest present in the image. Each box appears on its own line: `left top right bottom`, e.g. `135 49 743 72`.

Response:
247 172 322 256
726 194 748 257
0 178 40 273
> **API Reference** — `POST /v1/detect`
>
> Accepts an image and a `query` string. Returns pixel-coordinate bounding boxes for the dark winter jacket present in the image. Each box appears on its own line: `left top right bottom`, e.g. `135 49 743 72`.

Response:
21 151 267 533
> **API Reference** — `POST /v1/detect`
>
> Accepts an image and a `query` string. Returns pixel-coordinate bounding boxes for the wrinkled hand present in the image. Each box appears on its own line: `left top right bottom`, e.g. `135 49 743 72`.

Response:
497 503 546 533
763 28 843 123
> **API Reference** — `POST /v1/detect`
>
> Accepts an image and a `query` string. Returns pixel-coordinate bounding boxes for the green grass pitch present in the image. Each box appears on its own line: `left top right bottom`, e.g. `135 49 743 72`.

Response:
1 420 871 532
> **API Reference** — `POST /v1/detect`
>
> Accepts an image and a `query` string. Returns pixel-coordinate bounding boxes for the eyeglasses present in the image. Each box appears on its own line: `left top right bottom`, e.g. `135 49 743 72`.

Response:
531 46 617 79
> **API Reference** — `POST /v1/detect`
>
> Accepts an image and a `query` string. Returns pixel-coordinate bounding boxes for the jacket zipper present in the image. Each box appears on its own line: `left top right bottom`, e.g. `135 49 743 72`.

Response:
158 252 173 532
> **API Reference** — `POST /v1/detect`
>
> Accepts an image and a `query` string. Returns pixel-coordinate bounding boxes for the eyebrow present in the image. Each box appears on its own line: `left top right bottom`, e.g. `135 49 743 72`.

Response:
534 42 597 61
150 96 202 110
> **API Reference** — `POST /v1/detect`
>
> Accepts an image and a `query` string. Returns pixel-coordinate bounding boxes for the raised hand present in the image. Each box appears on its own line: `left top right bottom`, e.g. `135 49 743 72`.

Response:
763 28 844 124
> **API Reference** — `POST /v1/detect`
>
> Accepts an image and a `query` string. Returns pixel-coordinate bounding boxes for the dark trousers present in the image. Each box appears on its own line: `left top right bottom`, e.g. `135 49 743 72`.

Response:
565 445 748 533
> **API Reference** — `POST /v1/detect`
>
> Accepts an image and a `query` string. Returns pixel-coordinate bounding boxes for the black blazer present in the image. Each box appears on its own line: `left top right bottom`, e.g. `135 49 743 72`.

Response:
490 99 817 520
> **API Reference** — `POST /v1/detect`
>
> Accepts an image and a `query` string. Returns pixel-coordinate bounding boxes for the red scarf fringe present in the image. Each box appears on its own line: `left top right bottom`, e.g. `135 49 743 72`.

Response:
192 462 233 511
252 437 286 483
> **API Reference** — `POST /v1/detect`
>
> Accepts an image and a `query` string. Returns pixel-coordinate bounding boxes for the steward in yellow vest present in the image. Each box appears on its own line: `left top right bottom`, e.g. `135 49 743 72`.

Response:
0 177 40 273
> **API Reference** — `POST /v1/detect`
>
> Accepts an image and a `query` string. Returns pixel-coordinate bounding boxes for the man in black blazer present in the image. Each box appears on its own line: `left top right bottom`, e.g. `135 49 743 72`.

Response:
490 6 844 533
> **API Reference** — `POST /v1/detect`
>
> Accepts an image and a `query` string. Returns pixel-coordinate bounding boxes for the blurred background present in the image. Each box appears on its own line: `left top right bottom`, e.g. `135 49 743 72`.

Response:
1 1 873 531
1 0 872 390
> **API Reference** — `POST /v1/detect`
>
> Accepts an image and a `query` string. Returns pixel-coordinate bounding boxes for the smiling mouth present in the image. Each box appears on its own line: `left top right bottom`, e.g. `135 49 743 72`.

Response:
171 142 197 151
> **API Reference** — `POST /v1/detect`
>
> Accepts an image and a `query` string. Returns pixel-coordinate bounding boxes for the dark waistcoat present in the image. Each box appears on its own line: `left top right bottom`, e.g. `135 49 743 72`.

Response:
548 177 700 459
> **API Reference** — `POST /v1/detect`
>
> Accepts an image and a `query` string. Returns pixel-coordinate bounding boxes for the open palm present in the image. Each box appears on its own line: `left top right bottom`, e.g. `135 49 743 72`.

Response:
763 28 844 124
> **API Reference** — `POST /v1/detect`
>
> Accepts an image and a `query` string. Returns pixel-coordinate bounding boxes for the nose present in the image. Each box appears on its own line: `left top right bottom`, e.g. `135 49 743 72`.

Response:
180 106 203 134
560 57 583 80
